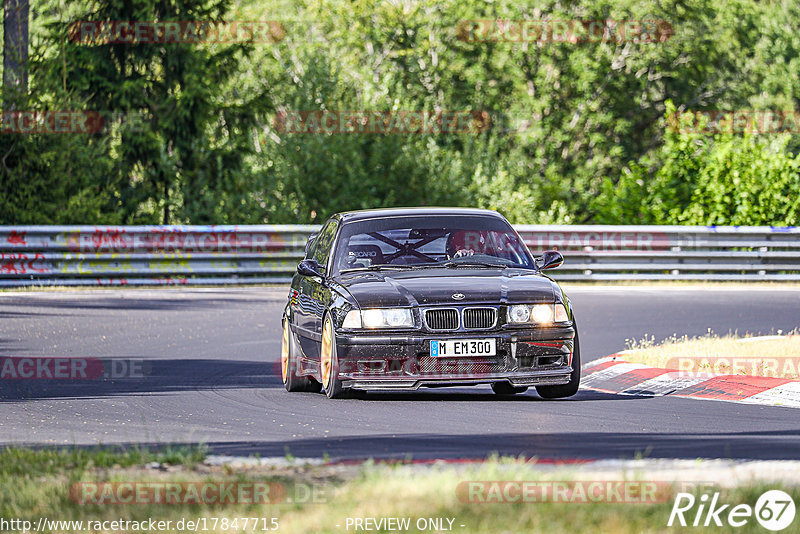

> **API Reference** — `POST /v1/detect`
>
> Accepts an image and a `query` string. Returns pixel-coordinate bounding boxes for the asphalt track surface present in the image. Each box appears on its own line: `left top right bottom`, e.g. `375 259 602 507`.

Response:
1 285 799 461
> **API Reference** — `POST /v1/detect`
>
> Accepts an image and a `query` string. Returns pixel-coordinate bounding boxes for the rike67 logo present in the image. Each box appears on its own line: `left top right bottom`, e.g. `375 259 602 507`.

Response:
668 490 796 531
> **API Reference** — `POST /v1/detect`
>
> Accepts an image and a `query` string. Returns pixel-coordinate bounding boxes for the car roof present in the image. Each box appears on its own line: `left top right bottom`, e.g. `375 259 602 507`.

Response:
334 207 504 223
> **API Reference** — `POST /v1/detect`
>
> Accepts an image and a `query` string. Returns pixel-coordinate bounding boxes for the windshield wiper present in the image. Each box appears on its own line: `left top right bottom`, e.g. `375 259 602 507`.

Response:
441 260 508 269
342 261 509 273
340 264 416 273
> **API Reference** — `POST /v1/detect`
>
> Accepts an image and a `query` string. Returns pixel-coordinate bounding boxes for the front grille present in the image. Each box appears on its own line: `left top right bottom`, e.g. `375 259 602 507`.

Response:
462 307 497 329
425 308 459 330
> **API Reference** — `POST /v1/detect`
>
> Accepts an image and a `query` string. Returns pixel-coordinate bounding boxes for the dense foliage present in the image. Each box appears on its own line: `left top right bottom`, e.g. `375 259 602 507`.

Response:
1 0 798 225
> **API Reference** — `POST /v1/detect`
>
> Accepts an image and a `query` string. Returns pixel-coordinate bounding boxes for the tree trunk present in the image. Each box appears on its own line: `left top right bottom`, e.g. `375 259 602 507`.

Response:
3 0 29 109
163 180 170 224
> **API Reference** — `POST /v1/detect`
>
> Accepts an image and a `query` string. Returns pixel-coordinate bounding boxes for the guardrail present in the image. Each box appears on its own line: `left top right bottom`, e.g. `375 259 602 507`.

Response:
515 225 800 281
0 225 798 286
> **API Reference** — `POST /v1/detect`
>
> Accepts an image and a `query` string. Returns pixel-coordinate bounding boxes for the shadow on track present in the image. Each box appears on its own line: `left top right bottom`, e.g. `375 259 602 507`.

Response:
1 359 648 402
0 359 282 401
11 429 800 462
354 389 644 402
208 429 800 461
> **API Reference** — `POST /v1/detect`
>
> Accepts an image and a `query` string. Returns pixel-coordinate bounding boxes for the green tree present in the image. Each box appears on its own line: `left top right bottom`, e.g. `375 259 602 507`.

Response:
595 102 800 225
46 0 271 224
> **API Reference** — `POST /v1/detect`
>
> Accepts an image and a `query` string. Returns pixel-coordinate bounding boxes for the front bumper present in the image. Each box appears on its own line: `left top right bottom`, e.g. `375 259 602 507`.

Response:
335 325 575 390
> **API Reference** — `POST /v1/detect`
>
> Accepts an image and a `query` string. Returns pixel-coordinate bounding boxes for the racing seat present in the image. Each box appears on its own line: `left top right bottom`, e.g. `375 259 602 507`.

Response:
344 244 384 268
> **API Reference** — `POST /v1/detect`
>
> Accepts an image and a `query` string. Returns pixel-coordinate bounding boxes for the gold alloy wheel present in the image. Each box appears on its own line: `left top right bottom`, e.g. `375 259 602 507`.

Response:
281 321 289 383
321 319 332 389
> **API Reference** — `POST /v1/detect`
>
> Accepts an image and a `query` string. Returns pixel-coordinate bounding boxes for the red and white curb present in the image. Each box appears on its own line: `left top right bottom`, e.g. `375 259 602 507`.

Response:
581 356 800 409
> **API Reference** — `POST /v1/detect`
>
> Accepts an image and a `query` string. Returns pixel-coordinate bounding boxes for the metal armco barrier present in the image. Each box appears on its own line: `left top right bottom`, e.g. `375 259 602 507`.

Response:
0 224 798 286
515 225 800 281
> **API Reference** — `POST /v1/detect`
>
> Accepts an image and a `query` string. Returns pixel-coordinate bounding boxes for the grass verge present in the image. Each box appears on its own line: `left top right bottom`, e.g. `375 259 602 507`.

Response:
617 331 800 378
0 448 798 533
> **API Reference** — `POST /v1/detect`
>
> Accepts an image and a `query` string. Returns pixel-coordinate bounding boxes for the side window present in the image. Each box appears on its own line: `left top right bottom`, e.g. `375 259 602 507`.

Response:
312 219 338 273
304 233 317 259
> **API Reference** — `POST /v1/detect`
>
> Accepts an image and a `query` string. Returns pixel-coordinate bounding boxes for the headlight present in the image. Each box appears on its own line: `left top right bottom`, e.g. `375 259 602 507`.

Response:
343 308 414 329
530 304 553 323
342 310 362 328
507 303 570 325
508 305 531 323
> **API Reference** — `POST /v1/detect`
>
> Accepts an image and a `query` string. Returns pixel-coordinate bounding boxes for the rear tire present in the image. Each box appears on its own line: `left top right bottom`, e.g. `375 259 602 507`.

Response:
282 319 321 393
536 328 581 399
491 382 528 395
321 315 345 399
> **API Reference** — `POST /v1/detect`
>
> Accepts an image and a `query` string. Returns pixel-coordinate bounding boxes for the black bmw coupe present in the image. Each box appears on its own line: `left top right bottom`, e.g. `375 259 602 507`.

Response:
281 207 579 399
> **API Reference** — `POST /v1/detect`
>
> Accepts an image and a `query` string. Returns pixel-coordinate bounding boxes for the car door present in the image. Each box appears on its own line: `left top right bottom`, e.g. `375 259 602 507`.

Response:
294 218 338 359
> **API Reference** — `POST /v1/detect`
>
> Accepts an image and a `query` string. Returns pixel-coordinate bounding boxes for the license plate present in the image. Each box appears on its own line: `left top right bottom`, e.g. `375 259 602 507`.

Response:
430 339 496 357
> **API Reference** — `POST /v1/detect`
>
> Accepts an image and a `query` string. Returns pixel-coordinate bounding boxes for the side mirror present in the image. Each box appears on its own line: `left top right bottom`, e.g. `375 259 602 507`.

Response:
538 250 564 270
305 233 318 256
297 259 324 278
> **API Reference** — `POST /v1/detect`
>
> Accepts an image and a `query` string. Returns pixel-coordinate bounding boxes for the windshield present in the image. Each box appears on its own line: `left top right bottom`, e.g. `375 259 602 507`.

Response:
332 215 535 274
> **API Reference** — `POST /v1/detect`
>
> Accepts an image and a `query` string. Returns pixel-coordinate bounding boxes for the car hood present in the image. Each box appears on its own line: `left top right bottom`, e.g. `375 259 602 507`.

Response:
336 268 556 308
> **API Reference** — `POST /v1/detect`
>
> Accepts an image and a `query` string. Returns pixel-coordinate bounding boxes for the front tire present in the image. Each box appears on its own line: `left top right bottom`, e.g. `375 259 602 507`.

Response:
282 319 321 393
536 328 581 399
321 315 345 399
